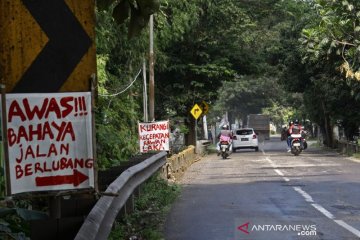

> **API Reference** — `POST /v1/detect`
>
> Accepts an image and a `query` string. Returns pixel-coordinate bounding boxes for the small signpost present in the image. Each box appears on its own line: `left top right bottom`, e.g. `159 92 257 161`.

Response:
190 102 210 146
138 120 170 153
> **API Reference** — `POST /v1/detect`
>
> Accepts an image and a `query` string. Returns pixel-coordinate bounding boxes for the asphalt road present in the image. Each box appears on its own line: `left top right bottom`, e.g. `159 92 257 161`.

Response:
164 136 360 240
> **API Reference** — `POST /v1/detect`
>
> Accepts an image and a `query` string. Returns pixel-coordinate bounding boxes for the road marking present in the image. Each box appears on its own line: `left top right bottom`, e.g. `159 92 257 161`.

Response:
265 157 277 168
266 157 290 182
283 177 290 182
334 220 360 237
293 187 314 202
265 154 360 238
274 169 284 176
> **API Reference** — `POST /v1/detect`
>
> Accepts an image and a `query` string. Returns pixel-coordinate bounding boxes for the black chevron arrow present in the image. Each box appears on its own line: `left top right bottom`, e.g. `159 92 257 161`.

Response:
13 0 92 93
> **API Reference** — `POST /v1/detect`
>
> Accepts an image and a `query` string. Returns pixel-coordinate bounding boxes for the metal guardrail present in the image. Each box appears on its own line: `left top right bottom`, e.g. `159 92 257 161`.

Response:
74 151 167 240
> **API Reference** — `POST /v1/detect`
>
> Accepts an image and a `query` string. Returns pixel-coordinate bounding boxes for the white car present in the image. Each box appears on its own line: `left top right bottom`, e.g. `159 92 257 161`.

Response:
232 128 259 152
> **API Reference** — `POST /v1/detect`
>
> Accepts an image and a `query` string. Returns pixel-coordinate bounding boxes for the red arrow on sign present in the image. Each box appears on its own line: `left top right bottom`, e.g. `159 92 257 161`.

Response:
35 169 88 187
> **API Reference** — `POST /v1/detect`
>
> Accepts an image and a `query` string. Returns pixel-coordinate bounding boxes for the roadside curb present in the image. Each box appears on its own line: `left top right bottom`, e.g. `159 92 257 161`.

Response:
346 156 360 163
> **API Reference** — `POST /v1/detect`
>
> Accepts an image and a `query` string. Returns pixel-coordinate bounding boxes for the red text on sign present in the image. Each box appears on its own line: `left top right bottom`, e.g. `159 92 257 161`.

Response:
15 158 94 179
8 121 75 147
8 97 75 122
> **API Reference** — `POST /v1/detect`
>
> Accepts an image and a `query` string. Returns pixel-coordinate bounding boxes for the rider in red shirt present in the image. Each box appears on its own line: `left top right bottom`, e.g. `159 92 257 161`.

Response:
288 119 304 151
289 119 302 135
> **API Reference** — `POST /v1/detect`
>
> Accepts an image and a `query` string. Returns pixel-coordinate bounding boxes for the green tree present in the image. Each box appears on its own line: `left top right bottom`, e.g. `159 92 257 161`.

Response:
154 0 253 143
208 0 309 128
97 0 160 38
294 0 360 143
95 9 148 168
300 0 360 81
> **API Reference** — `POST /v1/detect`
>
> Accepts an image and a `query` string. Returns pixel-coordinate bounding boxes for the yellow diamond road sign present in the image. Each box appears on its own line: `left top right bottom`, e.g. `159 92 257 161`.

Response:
190 103 203 120
201 101 209 115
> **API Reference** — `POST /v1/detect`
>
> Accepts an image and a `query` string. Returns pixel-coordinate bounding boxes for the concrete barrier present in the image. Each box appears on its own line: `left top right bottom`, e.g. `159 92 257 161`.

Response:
163 145 200 181
196 140 212 155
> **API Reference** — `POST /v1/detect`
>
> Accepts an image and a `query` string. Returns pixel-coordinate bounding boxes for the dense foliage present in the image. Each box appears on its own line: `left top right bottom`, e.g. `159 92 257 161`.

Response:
287 0 360 143
95 9 148 168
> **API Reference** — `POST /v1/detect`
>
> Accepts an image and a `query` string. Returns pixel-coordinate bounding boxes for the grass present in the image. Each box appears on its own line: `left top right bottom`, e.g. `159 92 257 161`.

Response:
109 174 180 240
309 140 322 148
206 144 217 154
352 153 360 159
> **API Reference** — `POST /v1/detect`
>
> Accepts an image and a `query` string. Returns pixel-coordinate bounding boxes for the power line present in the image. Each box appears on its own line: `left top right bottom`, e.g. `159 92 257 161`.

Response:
99 68 142 97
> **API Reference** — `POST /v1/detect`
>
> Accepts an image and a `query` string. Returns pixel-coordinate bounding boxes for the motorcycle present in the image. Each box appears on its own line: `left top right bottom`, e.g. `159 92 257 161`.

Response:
290 133 305 156
219 135 232 159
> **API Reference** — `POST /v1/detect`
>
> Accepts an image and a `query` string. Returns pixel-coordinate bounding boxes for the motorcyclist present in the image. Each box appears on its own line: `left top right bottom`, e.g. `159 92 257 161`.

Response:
288 119 304 150
217 124 233 155
289 119 302 134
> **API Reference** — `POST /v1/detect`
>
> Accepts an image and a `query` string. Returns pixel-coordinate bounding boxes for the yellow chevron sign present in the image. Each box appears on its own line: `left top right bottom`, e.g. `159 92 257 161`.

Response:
201 101 209 115
0 0 96 93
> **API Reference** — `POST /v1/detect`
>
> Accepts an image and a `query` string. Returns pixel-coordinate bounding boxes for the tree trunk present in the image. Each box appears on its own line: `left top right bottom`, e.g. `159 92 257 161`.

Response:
185 117 196 146
321 100 333 147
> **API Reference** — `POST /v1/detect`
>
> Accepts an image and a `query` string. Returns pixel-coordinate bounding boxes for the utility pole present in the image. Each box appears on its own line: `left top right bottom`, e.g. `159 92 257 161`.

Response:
149 14 155 121
143 57 148 122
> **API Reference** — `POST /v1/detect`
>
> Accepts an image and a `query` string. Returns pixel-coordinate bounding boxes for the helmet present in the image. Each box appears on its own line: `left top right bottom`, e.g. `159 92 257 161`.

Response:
222 124 229 130
294 119 299 124
289 121 293 126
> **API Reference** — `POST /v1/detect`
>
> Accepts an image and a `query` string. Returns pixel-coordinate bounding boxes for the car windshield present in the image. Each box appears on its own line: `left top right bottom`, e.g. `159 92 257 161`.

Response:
236 129 253 135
